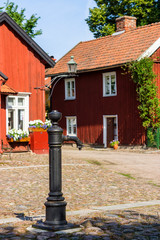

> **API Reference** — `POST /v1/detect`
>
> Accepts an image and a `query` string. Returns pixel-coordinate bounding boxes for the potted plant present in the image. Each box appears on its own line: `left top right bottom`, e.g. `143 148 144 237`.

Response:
6 129 30 152
28 119 52 154
28 119 51 132
7 129 30 142
110 140 120 150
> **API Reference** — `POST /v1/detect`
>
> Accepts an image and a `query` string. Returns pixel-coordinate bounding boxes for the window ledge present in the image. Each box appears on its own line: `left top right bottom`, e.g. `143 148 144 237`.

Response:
66 134 77 137
103 94 117 97
64 98 76 101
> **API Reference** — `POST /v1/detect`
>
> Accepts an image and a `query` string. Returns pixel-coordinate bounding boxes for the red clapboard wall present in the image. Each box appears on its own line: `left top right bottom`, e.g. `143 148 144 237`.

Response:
51 67 146 146
0 13 55 146
0 23 46 123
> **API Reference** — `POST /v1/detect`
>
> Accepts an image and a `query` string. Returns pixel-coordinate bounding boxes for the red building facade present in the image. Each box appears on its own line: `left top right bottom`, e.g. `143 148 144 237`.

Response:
49 68 145 147
46 16 160 147
0 12 54 150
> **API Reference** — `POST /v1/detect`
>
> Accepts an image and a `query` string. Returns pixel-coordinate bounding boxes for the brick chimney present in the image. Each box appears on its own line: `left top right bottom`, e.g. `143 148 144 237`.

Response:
116 16 137 32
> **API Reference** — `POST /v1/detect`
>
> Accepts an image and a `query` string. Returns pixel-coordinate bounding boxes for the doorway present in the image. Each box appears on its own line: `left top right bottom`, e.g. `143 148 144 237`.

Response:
103 115 118 148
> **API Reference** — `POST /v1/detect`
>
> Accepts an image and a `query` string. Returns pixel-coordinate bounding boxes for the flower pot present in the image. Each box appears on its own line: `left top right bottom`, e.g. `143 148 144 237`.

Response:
7 137 30 152
29 131 49 154
7 137 30 142
29 127 47 132
113 144 118 150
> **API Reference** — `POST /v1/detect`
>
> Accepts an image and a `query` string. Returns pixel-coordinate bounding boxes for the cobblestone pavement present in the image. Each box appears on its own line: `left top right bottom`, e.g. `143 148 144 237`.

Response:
0 147 160 239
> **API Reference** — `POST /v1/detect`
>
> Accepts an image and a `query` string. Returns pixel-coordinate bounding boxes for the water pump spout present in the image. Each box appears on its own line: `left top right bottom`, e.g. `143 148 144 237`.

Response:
62 135 83 150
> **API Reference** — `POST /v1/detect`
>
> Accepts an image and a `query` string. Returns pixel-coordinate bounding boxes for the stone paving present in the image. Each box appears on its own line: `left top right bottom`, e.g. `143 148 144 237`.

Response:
0 147 160 239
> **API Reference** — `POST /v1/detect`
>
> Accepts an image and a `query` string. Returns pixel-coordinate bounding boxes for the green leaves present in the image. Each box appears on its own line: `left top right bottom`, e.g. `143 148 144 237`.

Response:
86 0 159 38
0 1 42 38
127 58 160 130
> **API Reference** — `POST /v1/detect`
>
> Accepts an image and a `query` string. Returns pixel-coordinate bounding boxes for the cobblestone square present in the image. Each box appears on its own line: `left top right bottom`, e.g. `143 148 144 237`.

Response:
0 146 160 239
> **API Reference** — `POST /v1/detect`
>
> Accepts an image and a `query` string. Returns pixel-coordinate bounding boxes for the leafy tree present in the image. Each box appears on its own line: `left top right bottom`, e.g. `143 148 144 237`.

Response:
0 0 42 38
86 0 160 38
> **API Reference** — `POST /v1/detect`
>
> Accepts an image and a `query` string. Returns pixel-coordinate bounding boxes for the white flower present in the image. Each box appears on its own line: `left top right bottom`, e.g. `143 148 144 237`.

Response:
44 119 52 127
7 128 29 140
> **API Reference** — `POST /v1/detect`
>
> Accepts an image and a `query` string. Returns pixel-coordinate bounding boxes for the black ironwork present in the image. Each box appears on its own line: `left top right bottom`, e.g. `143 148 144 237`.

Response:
33 110 82 231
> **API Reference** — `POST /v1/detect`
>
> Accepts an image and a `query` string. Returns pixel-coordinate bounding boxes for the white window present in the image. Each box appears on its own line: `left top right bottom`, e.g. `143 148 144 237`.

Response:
6 94 29 133
65 78 76 100
103 72 117 96
66 117 77 136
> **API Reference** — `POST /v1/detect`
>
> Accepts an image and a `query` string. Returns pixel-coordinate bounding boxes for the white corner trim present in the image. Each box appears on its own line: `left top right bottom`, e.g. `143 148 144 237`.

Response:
138 37 160 60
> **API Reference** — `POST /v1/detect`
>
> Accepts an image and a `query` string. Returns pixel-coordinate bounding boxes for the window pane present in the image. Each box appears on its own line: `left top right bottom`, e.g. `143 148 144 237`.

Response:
111 75 116 94
6 95 29 133
65 79 75 99
8 109 14 130
68 119 72 134
8 97 15 107
18 110 25 130
67 118 77 135
67 82 70 97
18 98 25 106
111 84 115 94
71 81 75 97
73 124 77 134
105 78 110 95
104 73 116 96
111 75 115 81
72 118 77 134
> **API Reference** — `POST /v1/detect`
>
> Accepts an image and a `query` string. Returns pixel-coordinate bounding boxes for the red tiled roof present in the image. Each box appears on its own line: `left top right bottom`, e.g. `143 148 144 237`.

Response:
1 84 17 94
46 22 160 75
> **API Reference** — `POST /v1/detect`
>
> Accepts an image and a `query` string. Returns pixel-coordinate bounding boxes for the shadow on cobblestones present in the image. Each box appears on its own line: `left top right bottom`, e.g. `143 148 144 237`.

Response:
0 210 160 239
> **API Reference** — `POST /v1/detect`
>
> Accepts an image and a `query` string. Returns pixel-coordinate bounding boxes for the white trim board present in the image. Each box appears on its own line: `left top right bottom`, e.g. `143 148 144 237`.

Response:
138 37 160 60
103 115 118 148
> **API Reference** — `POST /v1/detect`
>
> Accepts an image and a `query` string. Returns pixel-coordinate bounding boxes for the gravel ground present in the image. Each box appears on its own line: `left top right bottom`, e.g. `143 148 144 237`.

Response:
0 146 160 239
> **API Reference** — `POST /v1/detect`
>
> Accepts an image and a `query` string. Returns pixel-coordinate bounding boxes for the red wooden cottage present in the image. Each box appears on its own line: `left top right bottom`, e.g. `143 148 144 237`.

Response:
0 12 54 152
46 16 160 147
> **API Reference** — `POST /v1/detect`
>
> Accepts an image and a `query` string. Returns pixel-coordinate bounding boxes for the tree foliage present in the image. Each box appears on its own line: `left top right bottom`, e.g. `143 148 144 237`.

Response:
86 0 160 38
0 0 42 38
126 58 160 131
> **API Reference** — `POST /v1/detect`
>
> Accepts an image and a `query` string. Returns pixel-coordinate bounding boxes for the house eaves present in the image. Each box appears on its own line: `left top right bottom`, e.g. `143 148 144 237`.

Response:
45 63 124 77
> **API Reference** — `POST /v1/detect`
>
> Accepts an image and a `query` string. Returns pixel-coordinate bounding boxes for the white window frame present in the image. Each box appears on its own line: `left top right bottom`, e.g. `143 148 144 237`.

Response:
6 93 30 133
65 78 76 100
103 115 118 148
103 71 117 97
66 116 77 136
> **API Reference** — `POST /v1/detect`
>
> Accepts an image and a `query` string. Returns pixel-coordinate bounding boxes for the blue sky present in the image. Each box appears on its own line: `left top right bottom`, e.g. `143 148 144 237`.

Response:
6 0 97 61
